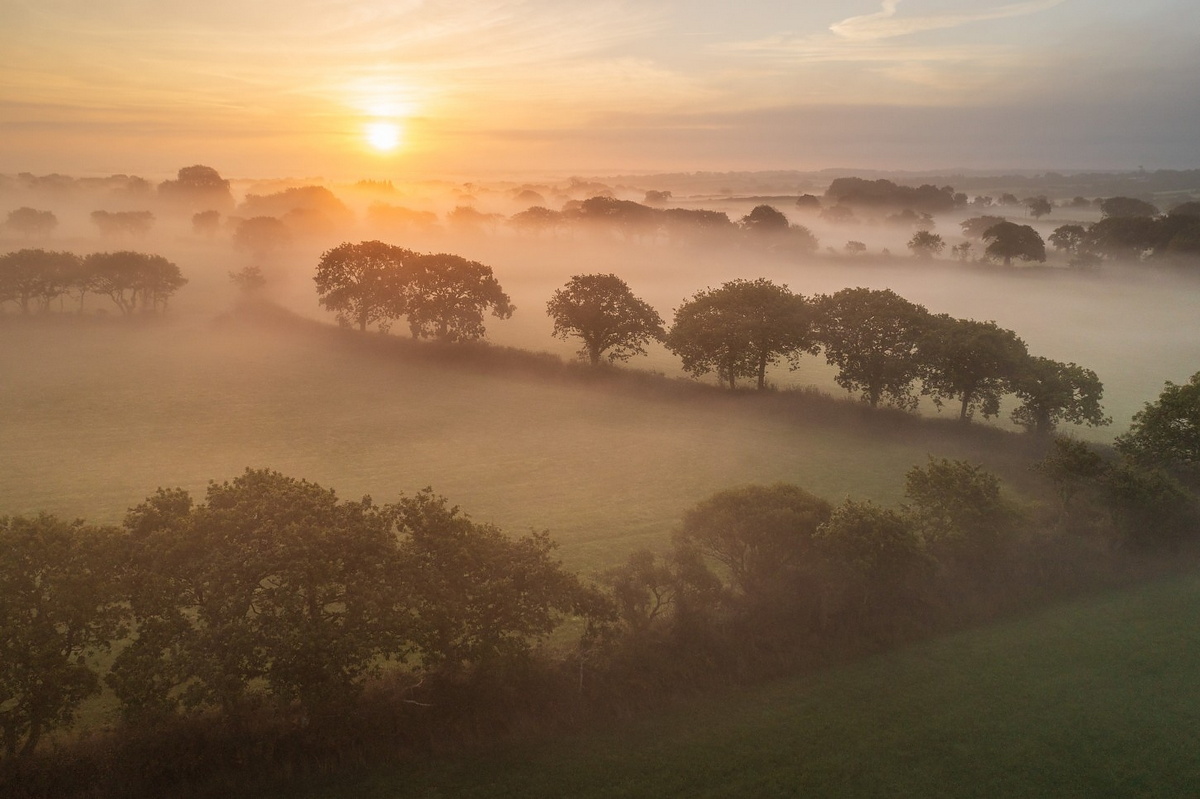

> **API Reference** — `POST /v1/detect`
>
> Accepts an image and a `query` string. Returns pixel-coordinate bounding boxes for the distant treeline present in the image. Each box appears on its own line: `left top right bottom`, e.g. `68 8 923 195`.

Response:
0 249 185 316
3 373 1199 796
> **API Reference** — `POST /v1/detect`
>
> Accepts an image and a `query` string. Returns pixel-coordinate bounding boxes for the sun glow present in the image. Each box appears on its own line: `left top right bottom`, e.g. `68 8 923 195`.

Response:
365 121 402 152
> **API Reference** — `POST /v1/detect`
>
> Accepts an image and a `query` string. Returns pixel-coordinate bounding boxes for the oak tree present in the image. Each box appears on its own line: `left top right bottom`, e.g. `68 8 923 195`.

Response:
546 273 664 365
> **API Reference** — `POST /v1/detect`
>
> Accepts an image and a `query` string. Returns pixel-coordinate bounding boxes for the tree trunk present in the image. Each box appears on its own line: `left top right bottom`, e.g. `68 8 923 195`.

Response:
959 393 972 422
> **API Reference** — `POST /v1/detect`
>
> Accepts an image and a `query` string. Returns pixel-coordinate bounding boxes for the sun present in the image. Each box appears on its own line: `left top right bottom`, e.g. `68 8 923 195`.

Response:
365 121 402 152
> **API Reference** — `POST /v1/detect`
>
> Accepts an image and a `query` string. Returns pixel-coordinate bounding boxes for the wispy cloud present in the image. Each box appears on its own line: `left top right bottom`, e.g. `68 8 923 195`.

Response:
830 0 1066 42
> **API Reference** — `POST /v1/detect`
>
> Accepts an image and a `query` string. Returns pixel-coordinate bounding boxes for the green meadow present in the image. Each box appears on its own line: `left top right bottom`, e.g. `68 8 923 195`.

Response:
288 569 1200 799
0 308 1041 573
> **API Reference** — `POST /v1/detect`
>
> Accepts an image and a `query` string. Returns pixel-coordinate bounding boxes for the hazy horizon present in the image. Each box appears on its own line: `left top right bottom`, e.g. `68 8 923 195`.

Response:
3 1 1198 180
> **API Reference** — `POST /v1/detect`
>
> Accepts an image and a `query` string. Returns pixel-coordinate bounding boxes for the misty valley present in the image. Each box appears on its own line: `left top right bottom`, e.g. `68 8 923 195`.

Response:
4 166 1200 797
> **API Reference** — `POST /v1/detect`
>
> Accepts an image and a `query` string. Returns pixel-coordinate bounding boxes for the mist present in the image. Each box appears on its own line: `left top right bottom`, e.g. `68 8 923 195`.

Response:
4 166 1200 571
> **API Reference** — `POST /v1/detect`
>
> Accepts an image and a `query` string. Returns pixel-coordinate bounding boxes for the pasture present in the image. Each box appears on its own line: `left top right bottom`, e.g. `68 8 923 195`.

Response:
287 569 1200 798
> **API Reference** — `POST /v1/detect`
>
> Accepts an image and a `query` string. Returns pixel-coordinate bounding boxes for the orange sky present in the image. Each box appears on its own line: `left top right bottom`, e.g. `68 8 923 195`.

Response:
2 1 1197 180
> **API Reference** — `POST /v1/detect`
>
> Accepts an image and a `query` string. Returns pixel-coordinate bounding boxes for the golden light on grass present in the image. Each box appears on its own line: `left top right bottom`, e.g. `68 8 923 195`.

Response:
365 121 402 152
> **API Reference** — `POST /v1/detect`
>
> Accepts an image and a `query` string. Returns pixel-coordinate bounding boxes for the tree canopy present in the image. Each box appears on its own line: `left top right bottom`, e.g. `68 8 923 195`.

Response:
313 240 414 332
813 288 929 409
982 221 1046 266
665 278 818 390
918 316 1028 422
1 515 122 760
402 253 514 342
1010 357 1109 436
546 273 664 365
1116 372 1200 488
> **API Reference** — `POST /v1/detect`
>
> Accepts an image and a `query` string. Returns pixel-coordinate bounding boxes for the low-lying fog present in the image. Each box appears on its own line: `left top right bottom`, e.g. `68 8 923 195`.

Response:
3 172 1199 565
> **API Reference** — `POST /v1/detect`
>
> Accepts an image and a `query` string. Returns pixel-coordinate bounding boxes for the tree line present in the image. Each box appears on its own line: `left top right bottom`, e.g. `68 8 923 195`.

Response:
3 368 1197 794
316 242 1107 435
0 249 186 316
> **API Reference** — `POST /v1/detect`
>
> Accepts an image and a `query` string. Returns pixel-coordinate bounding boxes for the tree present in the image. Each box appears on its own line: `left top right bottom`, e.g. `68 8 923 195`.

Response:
1010 356 1109 437
674 484 832 603
546 273 664 365
665 278 818 390
391 488 592 672
5 207 57 237
112 470 402 719
1100 196 1158 219
602 549 678 632
904 458 1019 580
814 501 931 635
84 251 187 315
158 165 235 213
1024 196 1053 219
844 240 867 255
1115 372 1200 488
1048 224 1087 256
813 287 929 409
0 515 122 761
951 241 973 261
313 240 414 332
233 216 291 258
1084 216 1158 260
740 204 790 235
90 210 155 236
960 215 1006 240
907 230 945 258
918 316 1027 422
982 221 1046 266
403 253 514 342
0 249 79 313
192 209 221 236
508 206 562 237
1033 436 1108 524
229 265 266 295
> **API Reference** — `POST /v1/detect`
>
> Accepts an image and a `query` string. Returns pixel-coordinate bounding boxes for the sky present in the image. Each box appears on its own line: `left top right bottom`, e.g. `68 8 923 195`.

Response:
1 0 1197 180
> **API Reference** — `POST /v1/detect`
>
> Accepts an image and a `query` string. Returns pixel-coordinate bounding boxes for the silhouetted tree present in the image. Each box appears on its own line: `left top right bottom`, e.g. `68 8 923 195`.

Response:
191 210 221 236
982 221 1045 266
509 206 562 237
158 165 235 213
1083 216 1158 260
1024 196 1053 219
403 253 514 342
1100 196 1158 219
907 230 945 258
665 278 818 390
546 273 664 365
0 249 79 313
814 288 929 409
1049 224 1087 255
90 210 155 237
960 215 1006 240
1010 357 1109 437
5 207 57 237
233 216 291 259
918 316 1027 422
739 204 790 235
85 251 187 315
844 240 867 255
313 240 413 332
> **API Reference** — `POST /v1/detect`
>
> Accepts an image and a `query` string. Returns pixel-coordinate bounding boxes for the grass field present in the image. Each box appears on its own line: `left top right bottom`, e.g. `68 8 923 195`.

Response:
0 309 1043 573
284 569 1200 798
